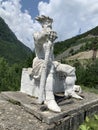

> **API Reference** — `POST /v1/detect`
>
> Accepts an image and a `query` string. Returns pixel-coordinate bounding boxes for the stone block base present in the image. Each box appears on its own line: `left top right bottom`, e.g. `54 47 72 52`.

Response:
20 68 65 97
1 91 98 130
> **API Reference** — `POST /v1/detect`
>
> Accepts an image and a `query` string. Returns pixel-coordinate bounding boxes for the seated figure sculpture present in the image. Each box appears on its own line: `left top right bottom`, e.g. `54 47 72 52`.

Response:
21 15 83 112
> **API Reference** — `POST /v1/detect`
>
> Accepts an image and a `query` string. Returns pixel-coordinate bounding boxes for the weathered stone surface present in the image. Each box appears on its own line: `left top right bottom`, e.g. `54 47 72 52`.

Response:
0 91 98 130
0 94 49 130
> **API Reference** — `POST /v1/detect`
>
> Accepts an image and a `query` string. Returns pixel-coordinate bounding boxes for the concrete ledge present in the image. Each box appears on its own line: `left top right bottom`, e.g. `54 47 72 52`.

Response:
1 91 98 130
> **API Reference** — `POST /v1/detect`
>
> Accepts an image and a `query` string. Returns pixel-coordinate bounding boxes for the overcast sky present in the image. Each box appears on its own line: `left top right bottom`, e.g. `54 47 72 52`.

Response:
0 0 98 50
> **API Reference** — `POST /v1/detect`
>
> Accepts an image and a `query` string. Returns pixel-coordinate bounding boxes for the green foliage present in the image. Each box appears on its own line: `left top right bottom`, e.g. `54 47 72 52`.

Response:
0 17 36 92
0 17 32 64
69 48 75 55
0 57 21 91
74 60 87 86
76 59 98 88
0 57 9 91
0 17 17 42
54 25 98 56
84 61 98 88
0 17 35 91
79 115 98 130
24 52 35 67
63 59 98 89
0 55 34 92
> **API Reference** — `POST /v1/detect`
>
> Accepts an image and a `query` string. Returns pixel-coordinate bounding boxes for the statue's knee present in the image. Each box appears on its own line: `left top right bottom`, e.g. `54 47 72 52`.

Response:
68 67 76 76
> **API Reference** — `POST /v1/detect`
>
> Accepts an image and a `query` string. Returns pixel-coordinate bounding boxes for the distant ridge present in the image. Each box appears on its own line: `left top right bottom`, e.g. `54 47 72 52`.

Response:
66 50 98 60
54 26 98 60
0 17 32 64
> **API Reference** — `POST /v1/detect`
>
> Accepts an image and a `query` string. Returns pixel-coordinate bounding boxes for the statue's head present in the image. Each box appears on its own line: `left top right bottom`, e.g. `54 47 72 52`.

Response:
35 15 53 28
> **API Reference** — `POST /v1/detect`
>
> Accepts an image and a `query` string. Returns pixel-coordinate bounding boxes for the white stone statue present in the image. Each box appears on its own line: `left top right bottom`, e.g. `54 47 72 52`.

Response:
20 15 83 113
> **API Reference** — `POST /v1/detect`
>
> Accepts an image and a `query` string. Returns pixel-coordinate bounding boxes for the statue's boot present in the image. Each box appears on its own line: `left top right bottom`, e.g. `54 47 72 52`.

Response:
65 89 83 100
45 91 61 112
44 99 61 112
71 91 83 99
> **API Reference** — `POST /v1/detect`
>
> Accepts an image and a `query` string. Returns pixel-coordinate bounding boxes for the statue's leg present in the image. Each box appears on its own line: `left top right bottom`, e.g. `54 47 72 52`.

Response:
64 75 83 99
44 65 61 112
56 64 83 99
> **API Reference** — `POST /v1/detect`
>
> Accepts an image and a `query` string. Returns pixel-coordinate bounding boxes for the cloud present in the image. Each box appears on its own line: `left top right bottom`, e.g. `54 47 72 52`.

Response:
38 0 98 41
0 0 98 50
0 0 40 50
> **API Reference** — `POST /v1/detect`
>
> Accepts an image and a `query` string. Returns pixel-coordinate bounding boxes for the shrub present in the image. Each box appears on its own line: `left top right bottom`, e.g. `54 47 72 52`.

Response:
79 115 98 130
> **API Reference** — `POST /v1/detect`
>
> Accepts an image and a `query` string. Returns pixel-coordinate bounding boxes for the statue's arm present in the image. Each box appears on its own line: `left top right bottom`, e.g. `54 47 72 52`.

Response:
33 31 48 45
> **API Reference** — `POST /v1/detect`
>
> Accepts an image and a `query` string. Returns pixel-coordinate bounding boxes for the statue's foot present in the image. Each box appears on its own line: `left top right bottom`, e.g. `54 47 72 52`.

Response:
44 99 61 112
65 90 83 100
71 91 83 99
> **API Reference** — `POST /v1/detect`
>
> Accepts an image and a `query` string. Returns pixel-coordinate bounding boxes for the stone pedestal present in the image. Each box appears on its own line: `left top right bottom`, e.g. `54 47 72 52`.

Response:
1 91 98 130
20 68 39 97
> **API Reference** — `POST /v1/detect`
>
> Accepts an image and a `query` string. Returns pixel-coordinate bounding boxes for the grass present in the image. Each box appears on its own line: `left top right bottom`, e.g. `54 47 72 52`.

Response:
82 85 98 94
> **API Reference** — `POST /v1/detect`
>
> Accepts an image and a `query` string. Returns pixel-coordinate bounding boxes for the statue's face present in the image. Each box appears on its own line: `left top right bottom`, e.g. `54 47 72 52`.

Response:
43 20 52 28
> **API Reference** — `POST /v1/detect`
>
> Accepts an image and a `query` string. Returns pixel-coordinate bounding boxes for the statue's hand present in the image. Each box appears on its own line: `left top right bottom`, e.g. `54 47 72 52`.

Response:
48 31 58 41
45 30 58 42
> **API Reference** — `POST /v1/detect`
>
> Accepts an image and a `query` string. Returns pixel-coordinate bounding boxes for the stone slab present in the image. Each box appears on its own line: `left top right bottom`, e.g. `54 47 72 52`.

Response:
0 94 49 130
1 91 98 124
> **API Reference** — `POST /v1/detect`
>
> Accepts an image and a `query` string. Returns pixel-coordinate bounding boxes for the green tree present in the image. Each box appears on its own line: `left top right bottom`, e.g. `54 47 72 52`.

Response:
0 57 9 91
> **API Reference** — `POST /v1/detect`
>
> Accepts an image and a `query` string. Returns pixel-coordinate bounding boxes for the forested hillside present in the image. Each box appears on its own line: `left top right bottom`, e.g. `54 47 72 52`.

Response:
0 17 32 64
54 25 98 90
0 17 34 92
54 26 98 56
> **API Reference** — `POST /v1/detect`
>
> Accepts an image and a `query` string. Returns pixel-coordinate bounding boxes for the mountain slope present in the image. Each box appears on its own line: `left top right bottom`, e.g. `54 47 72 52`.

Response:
54 26 98 59
66 50 98 60
0 17 32 64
